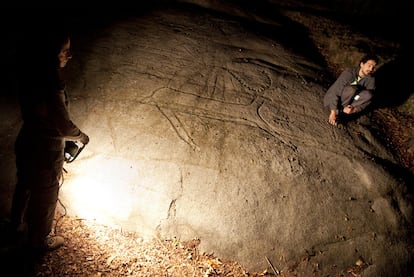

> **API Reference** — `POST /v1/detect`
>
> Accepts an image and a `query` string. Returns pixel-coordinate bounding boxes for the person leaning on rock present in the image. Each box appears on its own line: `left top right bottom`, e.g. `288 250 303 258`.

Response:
323 53 379 126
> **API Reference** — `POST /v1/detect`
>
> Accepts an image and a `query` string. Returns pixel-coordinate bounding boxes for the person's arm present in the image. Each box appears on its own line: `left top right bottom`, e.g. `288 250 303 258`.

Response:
323 69 354 110
344 75 375 114
343 105 358 114
324 69 354 125
48 89 89 144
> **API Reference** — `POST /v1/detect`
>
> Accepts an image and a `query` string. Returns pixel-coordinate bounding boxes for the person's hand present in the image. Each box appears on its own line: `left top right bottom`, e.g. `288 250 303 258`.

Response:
328 110 337 126
343 105 357 114
79 132 89 145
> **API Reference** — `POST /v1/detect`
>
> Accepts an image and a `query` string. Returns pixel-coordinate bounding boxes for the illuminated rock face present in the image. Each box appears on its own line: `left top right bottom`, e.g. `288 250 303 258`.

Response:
1 3 412 276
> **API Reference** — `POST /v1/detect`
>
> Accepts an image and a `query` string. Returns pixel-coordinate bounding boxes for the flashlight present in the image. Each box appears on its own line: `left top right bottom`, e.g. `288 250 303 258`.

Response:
64 141 86 163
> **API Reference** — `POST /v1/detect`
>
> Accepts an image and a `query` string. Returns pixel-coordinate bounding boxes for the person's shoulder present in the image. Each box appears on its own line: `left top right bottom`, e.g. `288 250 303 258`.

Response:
366 74 376 82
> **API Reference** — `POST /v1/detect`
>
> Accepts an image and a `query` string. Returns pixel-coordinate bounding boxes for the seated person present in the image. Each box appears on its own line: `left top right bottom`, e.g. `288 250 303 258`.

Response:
323 53 379 126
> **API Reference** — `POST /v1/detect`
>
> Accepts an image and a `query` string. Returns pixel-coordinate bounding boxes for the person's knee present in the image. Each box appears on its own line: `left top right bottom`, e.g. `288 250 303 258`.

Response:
340 85 358 107
358 90 373 102
359 89 373 98
342 85 357 97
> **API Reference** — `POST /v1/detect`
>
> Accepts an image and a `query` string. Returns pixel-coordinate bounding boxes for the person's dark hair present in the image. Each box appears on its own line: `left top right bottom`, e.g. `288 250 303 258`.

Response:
17 15 70 70
360 53 379 64
16 15 71 95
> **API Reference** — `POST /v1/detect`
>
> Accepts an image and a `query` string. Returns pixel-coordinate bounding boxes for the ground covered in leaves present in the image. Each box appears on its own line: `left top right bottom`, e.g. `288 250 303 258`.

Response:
32 213 259 277
27 212 367 277
0 211 376 277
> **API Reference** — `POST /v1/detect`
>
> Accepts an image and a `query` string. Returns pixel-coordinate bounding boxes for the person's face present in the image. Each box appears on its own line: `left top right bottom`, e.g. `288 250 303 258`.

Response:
359 59 377 77
58 38 72 68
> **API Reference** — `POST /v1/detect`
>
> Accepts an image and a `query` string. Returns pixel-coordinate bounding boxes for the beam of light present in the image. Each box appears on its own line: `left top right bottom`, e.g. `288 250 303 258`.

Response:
61 155 136 223
59 152 181 236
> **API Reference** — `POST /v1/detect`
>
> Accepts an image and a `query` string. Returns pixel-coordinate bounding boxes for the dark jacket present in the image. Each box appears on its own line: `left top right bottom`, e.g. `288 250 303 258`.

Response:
17 76 84 151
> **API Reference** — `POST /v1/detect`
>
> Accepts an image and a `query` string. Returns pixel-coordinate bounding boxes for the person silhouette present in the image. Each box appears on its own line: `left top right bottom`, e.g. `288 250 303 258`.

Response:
9 18 89 254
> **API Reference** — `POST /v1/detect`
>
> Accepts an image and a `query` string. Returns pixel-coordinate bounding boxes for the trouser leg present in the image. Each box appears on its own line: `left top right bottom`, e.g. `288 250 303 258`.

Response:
350 89 373 111
27 180 60 248
28 150 63 248
340 85 357 107
11 142 32 233
10 182 30 232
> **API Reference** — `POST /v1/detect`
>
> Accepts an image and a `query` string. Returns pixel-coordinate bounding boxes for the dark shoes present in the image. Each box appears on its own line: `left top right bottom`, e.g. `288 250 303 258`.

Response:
43 235 64 251
1 218 64 255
